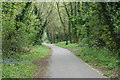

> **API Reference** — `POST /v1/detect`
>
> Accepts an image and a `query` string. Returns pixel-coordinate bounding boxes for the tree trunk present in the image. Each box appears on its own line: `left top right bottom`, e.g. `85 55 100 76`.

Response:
56 2 68 45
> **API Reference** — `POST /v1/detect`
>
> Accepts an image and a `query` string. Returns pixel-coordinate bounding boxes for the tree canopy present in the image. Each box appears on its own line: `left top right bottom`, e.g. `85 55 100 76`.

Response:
2 2 120 57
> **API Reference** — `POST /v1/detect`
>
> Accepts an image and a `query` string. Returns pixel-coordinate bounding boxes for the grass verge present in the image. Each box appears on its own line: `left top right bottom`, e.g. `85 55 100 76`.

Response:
2 45 52 78
55 41 119 78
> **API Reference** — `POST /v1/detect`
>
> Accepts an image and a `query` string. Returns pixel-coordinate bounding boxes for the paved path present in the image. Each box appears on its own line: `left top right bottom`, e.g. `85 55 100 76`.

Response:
43 42 104 78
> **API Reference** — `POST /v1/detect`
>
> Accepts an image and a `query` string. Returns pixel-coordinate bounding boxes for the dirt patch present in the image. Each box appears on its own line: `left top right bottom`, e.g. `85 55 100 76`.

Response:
31 55 51 78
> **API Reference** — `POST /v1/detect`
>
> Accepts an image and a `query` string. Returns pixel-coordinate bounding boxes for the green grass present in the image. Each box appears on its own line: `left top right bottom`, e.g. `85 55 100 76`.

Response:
2 45 51 78
0 61 1 80
55 41 119 78
0 50 2 79
56 41 79 48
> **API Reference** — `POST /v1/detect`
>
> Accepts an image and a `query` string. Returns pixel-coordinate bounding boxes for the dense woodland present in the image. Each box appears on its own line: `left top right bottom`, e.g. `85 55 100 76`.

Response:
1 2 120 78
2 2 120 57
2 2 53 57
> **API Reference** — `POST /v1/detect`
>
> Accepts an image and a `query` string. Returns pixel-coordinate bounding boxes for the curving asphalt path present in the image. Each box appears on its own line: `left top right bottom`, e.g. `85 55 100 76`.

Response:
43 42 104 78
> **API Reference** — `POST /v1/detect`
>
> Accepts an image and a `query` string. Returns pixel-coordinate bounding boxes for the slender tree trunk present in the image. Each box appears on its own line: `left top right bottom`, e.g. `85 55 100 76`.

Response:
56 2 68 45
63 2 72 43
74 2 78 43
70 2 74 43
77 2 80 42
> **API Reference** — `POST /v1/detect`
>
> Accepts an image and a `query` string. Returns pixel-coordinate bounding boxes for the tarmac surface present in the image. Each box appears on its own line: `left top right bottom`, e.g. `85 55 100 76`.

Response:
43 42 104 78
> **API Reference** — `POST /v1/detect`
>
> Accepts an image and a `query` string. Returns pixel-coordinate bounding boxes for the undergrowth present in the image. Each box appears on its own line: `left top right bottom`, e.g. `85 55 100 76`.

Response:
2 45 51 78
55 41 119 78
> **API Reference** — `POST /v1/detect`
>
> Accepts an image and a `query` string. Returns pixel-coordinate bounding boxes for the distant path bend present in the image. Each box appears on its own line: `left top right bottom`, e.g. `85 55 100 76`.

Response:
43 42 104 78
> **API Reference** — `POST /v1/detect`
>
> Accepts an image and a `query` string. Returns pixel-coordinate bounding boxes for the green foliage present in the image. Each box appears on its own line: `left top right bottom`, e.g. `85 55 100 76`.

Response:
1 2 120 78
55 42 119 78
78 47 118 70
55 41 79 48
52 2 120 52
2 45 52 78
3 62 36 78
104 71 113 77
2 2 50 57
2 2 52 78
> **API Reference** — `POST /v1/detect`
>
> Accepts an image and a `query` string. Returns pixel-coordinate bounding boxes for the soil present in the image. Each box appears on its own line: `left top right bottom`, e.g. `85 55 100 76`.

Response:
32 55 51 78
